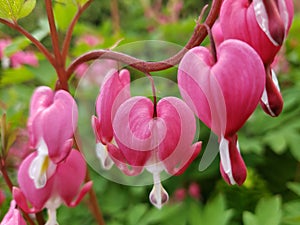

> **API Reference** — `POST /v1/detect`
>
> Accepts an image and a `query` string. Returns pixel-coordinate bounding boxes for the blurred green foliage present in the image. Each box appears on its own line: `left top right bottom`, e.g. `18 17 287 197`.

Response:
1 1 300 225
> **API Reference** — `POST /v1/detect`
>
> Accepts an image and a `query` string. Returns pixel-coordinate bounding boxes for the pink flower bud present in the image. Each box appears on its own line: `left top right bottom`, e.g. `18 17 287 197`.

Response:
188 182 201 200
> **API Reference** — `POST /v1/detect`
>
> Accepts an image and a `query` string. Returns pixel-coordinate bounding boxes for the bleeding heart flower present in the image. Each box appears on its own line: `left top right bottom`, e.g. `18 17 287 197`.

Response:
108 96 201 208
178 39 265 185
13 150 92 225
0 200 26 225
219 0 294 116
27 86 78 189
92 69 130 169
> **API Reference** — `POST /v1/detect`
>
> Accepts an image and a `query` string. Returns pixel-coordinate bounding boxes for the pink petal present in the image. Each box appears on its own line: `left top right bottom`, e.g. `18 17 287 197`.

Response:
220 0 280 64
55 150 87 205
94 69 130 144
28 86 54 148
107 143 144 176
179 40 265 137
155 97 201 174
113 97 159 166
219 135 247 185
67 181 93 207
213 39 265 136
16 153 53 211
0 200 26 225
41 90 78 163
211 20 224 47
260 67 283 116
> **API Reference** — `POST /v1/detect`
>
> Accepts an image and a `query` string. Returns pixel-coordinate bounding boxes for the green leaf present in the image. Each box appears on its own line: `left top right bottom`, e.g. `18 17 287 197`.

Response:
187 201 203 225
54 0 77 31
263 132 287 154
0 67 34 86
283 200 300 225
18 0 36 19
243 211 258 225
286 132 300 161
287 182 300 197
76 0 89 6
0 0 36 21
201 194 233 225
127 204 148 225
255 196 282 225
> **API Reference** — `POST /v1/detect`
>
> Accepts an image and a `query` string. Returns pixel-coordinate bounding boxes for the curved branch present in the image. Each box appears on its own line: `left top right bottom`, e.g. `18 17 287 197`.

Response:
66 0 222 79
0 18 55 66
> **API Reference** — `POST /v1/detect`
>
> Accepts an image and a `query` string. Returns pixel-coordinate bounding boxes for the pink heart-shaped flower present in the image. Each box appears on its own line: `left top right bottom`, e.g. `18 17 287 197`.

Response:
178 39 265 185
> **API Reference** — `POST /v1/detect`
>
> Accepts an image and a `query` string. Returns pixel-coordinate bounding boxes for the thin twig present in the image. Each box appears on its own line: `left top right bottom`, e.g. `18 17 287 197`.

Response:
62 0 93 64
0 18 55 66
66 0 222 79
73 131 106 225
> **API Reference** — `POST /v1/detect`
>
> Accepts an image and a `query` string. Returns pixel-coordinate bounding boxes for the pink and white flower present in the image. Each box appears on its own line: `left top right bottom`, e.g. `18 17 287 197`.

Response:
92 69 130 169
219 0 294 116
178 39 265 185
13 150 92 225
27 86 78 188
108 96 201 208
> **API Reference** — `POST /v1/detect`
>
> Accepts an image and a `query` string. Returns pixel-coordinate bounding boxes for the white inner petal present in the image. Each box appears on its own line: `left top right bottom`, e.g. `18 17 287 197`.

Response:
149 172 169 209
219 137 236 185
45 197 62 225
29 138 55 189
96 142 114 170
271 69 280 91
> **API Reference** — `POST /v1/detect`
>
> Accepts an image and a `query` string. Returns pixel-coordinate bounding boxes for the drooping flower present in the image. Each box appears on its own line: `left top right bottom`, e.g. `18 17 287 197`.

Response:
0 200 26 225
27 86 78 188
178 39 265 185
92 69 130 169
13 150 92 225
107 96 201 208
219 0 294 116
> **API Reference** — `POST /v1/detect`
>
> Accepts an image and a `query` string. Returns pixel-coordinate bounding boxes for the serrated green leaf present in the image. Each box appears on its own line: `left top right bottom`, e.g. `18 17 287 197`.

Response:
18 0 36 19
0 0 35 21
0 0 22 20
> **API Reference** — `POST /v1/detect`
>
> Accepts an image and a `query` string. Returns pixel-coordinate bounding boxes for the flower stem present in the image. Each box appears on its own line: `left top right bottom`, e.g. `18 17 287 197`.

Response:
62 0 93 65
66 0 222 78
85 171 106 225
0 19 55 66
73 131 106 225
